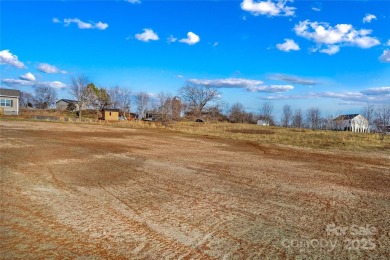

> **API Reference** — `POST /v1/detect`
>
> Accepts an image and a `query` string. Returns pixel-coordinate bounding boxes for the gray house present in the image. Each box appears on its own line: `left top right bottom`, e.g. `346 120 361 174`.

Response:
56 99 79 111
0 88 21 115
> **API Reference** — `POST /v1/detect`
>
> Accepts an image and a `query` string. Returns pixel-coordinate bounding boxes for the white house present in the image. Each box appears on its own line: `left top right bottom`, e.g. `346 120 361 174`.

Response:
257 120 270 126
0 88 20 115
56 99 79 111
333 114 369 133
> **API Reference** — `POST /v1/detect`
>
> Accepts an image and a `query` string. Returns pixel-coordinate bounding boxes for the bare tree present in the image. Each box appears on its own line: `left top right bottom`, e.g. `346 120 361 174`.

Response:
228 102 246 123
306 107 322 130
179 84 219 117
153 92 173 122
281 104 292 127
171 96 182 120
20 91 34 108
70 75 90 119
361 104 375 132
34 85 57 109
135 92 150 119
260 102 274 125
292 108 303 128
374 105 390 133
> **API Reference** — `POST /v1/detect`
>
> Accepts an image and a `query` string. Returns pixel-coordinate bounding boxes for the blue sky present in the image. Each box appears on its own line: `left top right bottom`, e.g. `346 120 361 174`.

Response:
1 0 389 118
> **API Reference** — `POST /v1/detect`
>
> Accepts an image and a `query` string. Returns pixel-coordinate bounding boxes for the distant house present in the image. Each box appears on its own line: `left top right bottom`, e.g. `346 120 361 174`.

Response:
333 114 369 133
257 120 270 126
56 99 78 111
102 109 119 121
0 88 21 115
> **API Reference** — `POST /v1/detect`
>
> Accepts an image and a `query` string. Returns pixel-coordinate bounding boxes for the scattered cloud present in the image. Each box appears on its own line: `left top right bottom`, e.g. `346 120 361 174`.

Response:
167 35 177 43
38 63 66 74
19 73 36 81
1 79 34 87
276 39 300 52
179 32 200 45
177 75 184 79
187 78 293 93
379 50 390 62
269 74 318 85
363 14 377 23
294 20 380 54
126 0 141 3
1 78 66 89
319 45 340 55
312 7 320 12
135 29 159 42
62 18 108 30
361 86 390 95
36 81 67 89
0 50 26 69
240 0 295 17
260 87 390 104
213 42 219 48
386 40 390 46
52 17 60 23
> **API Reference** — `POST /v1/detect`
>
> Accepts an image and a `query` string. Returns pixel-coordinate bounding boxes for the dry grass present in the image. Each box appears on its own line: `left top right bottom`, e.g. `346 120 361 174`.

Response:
167 122 390 153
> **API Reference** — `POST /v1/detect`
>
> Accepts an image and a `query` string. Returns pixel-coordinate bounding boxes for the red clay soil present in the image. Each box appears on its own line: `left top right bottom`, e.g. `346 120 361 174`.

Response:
0 120 389 259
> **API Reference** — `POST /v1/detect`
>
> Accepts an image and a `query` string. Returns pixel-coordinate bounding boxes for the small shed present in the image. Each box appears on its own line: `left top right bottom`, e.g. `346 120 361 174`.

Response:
102 109 120 121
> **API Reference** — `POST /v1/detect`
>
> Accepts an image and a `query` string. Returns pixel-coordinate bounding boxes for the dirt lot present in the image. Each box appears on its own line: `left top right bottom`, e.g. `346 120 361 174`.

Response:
1 120 389 259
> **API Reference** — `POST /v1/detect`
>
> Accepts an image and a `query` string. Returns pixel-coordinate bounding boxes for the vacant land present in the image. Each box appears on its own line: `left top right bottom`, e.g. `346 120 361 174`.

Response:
1 120 389 259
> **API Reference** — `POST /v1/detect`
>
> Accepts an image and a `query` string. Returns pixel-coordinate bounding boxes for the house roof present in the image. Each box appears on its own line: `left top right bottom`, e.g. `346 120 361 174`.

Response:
334 114 360 120
103 108 120 112
0 88 21 98
56 99 77 103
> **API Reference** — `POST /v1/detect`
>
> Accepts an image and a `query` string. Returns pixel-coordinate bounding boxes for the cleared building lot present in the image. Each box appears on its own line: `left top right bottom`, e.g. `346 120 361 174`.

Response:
1 120 389 259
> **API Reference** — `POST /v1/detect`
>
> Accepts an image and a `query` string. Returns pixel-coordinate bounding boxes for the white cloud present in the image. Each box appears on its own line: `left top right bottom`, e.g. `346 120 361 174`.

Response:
135 29 159 42
387 39 390 46
177 75 184 79
1 78 66 89
1 79 34 87
126 0 141 3
241 0 295 17
38 63 66 74
312 7 320 12
179 32 200 45
63 18 108 30
379 50 390 63
37 81 67 89
213 42 219 48
0 50 26 69
276 39 300 52
294 20 380 54
319 45 340 55
363 14 377 23
361 86 390 95
52 17 60 23
19 73 36 81
187 78 293 93
95 21 109 30
269 74 318 85
167 35 177 43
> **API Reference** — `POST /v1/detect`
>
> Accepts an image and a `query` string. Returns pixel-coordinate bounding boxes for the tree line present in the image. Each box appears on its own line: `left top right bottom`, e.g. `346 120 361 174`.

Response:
19 75 390 131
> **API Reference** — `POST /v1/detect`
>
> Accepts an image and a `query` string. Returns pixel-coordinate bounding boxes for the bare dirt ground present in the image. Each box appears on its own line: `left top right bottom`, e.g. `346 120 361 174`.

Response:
1 120 389 259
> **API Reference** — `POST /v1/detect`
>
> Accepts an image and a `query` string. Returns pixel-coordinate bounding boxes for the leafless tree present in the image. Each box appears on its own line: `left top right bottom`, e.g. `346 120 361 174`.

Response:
135 92 150 119
153 92 173 122
20 91 35 108
361 104 375 131
70 75 90 119
374 105 390 132
259 102 274 125
171 96 182 120
292 108 304 128
281 104 292 127
179 84 220 117
34 85 57 109
306 107 322 130
229 102 246 123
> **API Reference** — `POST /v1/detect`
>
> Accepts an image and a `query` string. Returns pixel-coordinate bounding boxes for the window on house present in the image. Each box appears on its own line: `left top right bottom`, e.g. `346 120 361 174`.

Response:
0 99 12 107
109 112 112 116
